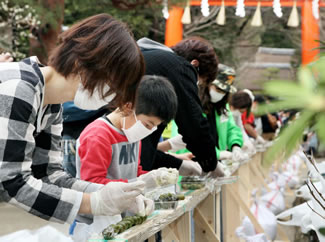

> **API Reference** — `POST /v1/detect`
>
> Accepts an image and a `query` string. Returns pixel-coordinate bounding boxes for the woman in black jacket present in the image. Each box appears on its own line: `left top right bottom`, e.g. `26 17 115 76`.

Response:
138 37 223 176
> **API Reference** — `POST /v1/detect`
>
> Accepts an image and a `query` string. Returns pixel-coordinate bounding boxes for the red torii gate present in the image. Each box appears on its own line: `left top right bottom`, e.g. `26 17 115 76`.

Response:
165 0 324 65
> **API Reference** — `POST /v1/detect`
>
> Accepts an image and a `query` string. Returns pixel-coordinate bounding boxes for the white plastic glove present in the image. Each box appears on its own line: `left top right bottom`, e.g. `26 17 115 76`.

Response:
167 134 186 152
256 135 267 145
209 165 225 178
90 181 145 216
138 168 179 189
179 160 202 176
129 194 154 216
232 146 248 162
219 151 233 160
243 140 256 155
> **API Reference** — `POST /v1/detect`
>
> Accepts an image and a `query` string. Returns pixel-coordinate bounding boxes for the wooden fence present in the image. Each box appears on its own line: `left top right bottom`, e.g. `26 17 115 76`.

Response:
107 152 291 242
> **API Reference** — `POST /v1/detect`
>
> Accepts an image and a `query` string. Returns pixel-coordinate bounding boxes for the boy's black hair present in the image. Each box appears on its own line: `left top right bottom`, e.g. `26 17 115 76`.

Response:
230 91 252 117
135 75 178 124
230 91 252 110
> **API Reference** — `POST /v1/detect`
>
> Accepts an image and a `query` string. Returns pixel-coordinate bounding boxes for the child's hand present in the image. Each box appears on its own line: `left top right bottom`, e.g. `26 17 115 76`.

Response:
138 168 179 189
172 152 195 161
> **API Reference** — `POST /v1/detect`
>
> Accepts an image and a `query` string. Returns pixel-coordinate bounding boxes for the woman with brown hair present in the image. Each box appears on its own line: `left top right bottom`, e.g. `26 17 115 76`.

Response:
0 14 150 224
137 36 223 176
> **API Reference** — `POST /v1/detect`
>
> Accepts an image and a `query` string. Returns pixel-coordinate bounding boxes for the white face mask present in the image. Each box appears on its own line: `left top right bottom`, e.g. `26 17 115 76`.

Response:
209 89 225 103
122 112 157 143
74 82 116 110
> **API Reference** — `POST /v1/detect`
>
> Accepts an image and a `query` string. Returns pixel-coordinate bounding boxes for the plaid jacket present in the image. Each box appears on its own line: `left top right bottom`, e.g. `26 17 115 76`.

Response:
0 57 101 223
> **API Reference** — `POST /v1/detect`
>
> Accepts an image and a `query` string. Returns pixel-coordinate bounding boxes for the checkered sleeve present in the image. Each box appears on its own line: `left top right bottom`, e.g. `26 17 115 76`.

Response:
34 104 103 194
0 79 88 224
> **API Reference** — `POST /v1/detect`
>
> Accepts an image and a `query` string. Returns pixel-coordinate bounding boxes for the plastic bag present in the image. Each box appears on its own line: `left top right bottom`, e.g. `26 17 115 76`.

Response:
304 157 325 195
260 190 285 215
239 216 255 236
281 171 299 189
269 172 286 189
309 160 325 179
276 202 314 234
287 154 325 240
307 178 325 241
283 154 302 175
316 161 325 174
0 225 73 242
236 224 268 242
295 181 322 200
296 153 325 241
267 181 279 192
237 202 277 240
269 171 299 190
252 202 277 240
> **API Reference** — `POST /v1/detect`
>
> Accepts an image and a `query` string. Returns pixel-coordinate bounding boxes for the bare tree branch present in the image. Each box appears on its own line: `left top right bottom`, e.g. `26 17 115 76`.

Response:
184 6 219 36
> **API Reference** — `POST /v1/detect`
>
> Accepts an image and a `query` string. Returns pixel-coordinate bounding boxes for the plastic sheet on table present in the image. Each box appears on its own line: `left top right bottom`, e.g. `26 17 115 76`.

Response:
214 176 239 185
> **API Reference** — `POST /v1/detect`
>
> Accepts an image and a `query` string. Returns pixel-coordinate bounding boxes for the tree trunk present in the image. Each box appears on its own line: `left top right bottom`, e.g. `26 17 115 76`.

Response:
29 0 64 64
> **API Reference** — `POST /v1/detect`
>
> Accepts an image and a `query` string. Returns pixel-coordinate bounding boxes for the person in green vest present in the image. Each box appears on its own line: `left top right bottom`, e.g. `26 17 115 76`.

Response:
158 64 247 163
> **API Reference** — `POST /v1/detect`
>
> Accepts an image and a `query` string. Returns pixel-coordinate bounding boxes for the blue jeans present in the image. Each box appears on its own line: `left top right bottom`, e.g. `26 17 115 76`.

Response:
61 135 77 177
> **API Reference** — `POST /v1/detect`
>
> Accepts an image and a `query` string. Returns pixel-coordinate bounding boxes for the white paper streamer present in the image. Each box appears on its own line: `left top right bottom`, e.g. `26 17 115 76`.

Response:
251 1 263 27
312 0 319 20
287 0 299 27
235 0 246 17
181 1 191 24
216 0 226 25
201 0 210 17
162 0 169 19
273 0 283 18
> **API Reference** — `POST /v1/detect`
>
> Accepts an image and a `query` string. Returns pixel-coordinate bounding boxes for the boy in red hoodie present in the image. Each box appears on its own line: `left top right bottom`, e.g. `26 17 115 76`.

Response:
76 75 179 189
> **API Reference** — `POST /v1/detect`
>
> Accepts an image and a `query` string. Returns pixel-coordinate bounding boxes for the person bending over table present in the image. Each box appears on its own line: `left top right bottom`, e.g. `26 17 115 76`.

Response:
0 14 149 224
